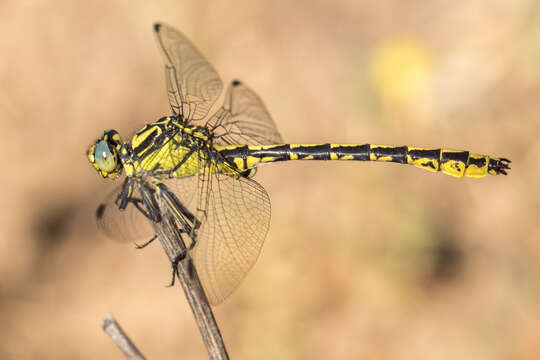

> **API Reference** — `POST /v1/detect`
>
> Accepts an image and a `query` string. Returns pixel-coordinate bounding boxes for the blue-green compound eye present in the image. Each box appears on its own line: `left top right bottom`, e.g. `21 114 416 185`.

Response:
95 140 117 172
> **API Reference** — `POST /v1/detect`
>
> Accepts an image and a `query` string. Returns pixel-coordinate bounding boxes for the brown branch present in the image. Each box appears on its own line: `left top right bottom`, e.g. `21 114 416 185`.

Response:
103 314 146 360
152 213 230 360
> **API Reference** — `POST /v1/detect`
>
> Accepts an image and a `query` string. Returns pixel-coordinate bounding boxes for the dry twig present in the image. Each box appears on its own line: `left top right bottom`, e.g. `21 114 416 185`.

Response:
103 212 229 359
151 213 229 360
103 314 146 360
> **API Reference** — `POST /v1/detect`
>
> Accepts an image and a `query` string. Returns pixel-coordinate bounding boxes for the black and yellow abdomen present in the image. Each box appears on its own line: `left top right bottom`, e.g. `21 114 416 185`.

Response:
215 143 511 178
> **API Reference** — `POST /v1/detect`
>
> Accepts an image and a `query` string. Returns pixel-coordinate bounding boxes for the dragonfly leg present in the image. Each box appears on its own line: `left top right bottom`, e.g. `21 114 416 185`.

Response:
113 177 162 223
135 234 158 249
140 183 162 223
166 238 197 287
167 250 185 287
156 182 201 239
115 177 134 210
129 198 154 220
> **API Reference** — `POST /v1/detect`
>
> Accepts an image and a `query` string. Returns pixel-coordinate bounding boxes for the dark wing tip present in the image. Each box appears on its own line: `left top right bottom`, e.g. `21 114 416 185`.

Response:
232 79 242 87
154 23 162 32
96 203 106 220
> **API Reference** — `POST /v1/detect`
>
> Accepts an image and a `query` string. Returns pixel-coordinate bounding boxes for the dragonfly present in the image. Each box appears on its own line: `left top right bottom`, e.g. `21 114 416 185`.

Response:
87 23 511 305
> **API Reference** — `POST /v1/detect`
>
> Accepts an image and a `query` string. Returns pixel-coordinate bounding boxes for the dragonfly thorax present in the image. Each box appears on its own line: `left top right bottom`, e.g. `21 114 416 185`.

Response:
179 123 213 143
113 117 216 181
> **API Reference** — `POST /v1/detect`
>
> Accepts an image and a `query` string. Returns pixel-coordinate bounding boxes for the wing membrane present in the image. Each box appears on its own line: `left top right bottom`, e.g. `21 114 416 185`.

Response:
192 172 271 305
161 158 271 305
208 81 283 145
100 25 275 304
96 183 155 243
154 23 223 122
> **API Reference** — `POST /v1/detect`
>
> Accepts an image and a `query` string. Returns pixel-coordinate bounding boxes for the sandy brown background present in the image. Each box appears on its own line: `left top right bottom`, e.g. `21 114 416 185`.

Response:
1 1 538 359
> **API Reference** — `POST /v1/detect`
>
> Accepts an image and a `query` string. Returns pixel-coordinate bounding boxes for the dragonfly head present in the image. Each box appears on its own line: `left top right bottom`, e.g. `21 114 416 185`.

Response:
87 130 124 180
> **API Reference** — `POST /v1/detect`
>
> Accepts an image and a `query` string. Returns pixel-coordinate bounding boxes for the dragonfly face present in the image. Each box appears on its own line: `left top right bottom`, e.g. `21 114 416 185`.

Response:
87 129 124 180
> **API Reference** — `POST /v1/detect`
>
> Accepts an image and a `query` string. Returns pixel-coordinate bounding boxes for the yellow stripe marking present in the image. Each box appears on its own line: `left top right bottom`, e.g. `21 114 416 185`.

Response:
261 156 275 163
246 156 260 169
234 157 244 170
407 155 439 173
464 154 489 178
440 160 465 178
290 144 319 149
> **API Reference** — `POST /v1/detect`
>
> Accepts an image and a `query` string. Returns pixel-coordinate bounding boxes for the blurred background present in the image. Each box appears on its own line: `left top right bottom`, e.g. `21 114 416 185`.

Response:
0 1 538 359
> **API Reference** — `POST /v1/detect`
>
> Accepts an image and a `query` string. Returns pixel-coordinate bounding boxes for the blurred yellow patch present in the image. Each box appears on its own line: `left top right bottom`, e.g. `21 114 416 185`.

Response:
371 38 432 105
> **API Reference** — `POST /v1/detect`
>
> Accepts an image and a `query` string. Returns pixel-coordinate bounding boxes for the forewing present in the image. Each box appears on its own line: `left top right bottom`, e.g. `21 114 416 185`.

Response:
96 184 155 243
191 172 271 305
154 23 223 122
207 81 283 145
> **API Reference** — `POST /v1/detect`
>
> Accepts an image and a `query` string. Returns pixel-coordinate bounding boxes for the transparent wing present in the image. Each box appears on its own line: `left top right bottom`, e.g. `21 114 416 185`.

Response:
154 23 223 122
193 172 271 305
96 183 155 243
207 81 283 145
162 159 271 305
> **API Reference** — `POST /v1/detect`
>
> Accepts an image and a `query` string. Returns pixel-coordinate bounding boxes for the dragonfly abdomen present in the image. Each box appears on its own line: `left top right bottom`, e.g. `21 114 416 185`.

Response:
216 143 510 178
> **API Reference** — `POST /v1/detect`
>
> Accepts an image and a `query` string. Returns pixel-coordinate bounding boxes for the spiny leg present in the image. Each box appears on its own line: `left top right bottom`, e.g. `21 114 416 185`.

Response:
135 220 192 250
153 183 202 286
135 234 158 249
121 182 163 248
167 237 197 287
129 198 154 221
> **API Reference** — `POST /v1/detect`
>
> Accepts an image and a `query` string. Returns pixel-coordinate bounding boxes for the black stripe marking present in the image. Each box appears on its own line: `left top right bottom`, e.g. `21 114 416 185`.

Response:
245 144 290 161
218 145 248 160
468 156 487 169
440 151 469 165
331 144 370 160
133 127 161 157
408 148 442 162
290 144 331 160
370 145 408 164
